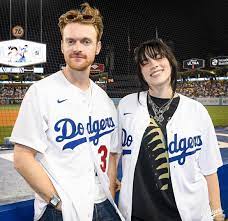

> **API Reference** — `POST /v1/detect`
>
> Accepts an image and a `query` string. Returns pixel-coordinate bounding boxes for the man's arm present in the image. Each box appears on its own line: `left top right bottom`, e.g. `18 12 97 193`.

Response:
14 143 61 210
108 152 120 199
205 172 224 220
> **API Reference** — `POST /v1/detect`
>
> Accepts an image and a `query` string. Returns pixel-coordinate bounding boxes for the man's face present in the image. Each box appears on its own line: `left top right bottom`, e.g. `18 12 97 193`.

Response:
61 23 101 71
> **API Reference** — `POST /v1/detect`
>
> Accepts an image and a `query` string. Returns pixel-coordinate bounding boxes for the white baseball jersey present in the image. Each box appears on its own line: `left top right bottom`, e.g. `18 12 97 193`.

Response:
117 91 223 221
10 71 124 221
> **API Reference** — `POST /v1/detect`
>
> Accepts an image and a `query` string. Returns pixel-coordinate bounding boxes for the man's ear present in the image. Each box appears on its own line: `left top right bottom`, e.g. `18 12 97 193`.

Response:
96 41 101 55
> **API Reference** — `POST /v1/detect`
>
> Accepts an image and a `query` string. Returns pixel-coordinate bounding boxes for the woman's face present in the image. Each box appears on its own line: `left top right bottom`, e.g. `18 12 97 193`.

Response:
140 54 172 90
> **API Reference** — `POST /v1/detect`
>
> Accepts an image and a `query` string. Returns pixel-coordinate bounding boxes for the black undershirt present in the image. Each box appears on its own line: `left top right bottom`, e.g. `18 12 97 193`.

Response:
131 95 181 221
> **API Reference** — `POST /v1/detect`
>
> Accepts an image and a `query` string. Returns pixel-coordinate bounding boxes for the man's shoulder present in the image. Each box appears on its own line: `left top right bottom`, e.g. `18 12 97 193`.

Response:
35 71 61 87
92 80 112 101
28 71 62 93
23 71 61 99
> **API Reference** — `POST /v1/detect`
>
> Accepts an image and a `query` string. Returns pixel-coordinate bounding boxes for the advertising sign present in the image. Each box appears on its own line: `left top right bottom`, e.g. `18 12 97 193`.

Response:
91 63 105 73
183 58 205 70
210 56 228 67
0 67 44 73
0 39 46 67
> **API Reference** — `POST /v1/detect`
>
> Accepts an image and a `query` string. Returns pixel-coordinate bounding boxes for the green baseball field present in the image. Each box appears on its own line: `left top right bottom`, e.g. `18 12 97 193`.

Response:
0 104 228 144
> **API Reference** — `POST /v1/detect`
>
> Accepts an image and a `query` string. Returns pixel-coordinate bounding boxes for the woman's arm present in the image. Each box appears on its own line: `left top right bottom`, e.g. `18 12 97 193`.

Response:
205 172 224 221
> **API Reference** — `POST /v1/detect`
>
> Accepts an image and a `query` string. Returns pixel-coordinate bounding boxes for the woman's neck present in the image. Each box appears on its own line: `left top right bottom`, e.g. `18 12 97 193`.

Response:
148 86 174 99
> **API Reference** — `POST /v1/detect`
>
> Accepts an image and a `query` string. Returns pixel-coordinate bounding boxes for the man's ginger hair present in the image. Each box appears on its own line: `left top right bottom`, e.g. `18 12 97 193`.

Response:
58 2 103 41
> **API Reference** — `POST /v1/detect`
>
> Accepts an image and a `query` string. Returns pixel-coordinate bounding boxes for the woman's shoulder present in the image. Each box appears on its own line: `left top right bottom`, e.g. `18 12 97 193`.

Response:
119 91 146 105
118 91 147 113
179 93 202 105
178 93 208 114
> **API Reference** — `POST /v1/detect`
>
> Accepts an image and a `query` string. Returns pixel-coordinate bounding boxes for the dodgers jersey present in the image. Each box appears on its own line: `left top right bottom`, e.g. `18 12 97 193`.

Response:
11 71 124 221
117 92 223 221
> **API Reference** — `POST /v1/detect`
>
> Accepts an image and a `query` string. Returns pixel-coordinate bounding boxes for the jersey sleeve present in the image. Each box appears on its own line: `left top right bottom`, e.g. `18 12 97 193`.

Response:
110 127 120 154
109 102 123 155
198 107 223 175
10 84 48 153
110 100 121 154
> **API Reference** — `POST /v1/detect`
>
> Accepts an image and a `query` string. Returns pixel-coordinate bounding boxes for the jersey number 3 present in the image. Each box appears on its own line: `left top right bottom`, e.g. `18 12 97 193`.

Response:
98 145 107 172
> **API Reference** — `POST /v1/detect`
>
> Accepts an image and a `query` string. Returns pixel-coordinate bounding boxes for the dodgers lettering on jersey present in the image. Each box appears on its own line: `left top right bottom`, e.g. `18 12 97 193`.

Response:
122 128 133 155
168 133 202 165
121 128 203 166
54 116 115 150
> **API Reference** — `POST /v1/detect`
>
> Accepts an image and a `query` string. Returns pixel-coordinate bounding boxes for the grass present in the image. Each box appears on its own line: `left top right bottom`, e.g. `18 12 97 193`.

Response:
0 126 13 144
206 106 228 127
0 104 20 110
0 105 227 144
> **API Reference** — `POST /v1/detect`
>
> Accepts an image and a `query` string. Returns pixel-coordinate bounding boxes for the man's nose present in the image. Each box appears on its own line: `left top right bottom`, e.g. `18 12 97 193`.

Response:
73 41 82 52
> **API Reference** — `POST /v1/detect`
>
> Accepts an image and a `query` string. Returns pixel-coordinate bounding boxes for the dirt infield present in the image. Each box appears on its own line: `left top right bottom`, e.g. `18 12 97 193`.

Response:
0 110 18 126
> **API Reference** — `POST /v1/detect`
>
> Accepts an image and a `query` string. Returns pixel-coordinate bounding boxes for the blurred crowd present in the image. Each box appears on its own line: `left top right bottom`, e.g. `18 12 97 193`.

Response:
0 80 228 104
176 80 228 98
0 85 30 104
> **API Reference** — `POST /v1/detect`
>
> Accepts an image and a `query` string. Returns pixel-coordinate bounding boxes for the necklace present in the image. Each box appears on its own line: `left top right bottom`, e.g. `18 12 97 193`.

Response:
148 93 175 124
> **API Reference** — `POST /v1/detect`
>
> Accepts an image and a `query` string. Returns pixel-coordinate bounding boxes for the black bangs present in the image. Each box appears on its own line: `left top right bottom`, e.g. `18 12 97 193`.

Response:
138 43 166 64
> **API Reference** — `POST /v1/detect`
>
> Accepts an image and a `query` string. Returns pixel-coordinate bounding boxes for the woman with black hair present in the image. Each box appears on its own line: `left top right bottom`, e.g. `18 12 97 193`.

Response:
115 39 224 221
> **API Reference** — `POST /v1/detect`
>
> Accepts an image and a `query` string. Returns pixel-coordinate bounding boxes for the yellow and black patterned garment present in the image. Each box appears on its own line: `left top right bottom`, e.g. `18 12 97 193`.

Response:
131 96 181 221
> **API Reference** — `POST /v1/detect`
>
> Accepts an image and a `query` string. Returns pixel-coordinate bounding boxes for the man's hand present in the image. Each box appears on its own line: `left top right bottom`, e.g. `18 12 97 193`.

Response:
56 201 62 211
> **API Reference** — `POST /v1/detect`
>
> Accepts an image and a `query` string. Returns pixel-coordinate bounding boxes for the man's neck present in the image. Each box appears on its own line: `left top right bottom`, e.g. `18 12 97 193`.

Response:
62 67 90 91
